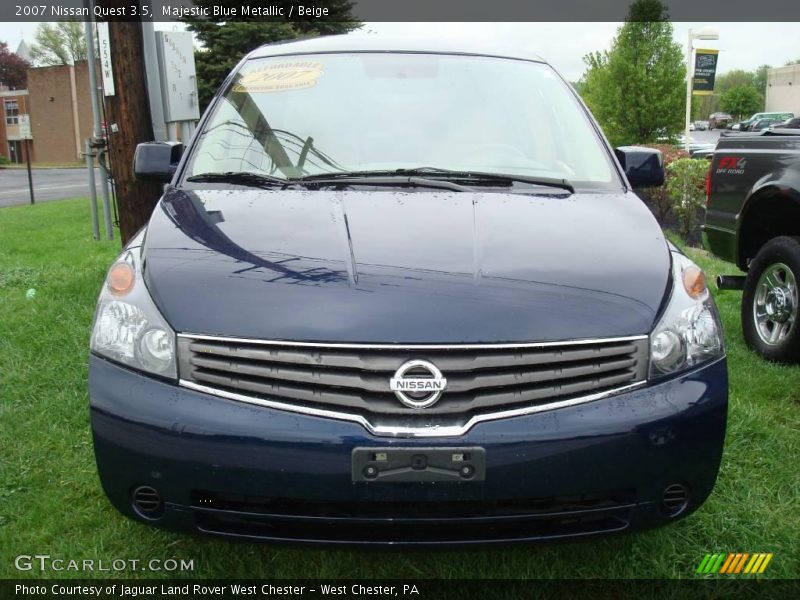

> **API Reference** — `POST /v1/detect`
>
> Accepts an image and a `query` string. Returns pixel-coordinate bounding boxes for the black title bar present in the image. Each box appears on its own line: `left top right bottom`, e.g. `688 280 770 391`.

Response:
4 579 800 600
4 0 800 22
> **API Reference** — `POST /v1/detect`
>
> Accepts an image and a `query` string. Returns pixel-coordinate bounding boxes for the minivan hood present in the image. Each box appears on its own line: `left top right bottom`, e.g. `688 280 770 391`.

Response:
143 188 670 343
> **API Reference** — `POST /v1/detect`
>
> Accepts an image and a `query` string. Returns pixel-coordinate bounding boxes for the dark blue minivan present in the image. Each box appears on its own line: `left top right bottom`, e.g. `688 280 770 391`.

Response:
88 37 728 545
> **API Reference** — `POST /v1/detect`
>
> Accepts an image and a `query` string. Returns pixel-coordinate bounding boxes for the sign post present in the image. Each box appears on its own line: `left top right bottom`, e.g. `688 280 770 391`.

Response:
19 114 34 205
685 28 719 153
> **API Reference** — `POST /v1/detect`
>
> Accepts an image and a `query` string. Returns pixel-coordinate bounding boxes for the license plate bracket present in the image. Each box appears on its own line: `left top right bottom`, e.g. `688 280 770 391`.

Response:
352 447 486 482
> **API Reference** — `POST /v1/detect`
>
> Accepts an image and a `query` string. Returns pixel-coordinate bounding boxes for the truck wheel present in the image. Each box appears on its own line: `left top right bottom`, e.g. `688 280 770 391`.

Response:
742 236 800 363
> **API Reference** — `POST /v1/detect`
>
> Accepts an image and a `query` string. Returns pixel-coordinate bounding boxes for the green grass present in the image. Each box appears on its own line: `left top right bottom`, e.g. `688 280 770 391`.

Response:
0 199 798 580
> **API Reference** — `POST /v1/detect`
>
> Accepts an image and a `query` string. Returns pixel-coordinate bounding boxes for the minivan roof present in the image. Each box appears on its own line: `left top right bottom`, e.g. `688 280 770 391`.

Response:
248 35 546 64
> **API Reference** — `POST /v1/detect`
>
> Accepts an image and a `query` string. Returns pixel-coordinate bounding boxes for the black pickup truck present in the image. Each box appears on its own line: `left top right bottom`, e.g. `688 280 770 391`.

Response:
703 130 800 362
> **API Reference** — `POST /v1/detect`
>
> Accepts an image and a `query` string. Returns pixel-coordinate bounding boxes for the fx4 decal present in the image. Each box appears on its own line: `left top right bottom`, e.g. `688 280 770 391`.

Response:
716 156 747 175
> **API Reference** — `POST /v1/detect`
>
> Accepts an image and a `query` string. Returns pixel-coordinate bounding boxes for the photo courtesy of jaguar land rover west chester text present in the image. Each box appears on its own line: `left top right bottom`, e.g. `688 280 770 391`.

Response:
88 37 728 545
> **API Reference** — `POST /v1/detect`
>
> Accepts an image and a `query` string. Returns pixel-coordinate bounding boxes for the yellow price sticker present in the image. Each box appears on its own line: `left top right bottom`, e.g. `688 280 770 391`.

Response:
232 61 324 93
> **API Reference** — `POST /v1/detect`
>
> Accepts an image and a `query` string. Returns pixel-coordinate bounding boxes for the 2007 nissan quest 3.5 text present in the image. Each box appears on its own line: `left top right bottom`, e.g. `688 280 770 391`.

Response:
88 37 728 545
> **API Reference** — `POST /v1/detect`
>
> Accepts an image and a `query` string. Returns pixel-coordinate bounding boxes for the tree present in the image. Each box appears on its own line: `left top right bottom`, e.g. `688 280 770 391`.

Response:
693 93 718 121
715 69 756 95
720 85 762 120
715 71 765 116
29 21 87 66
753 64 771 96
0 41 30 89
692 68 768 120
185 0 361 109
579 0 685 147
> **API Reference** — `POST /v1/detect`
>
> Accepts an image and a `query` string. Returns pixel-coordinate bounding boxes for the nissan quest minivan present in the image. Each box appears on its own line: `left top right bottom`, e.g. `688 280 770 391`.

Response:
88 37 728 545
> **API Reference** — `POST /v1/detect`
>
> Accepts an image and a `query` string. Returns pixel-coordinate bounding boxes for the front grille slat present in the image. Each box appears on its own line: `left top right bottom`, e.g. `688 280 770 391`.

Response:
189 353 638 394
178 335 649 428
187 366 638 415
188 340 639 373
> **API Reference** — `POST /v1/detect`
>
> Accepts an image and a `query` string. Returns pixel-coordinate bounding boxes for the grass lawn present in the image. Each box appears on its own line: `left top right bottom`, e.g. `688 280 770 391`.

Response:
0 198 798 580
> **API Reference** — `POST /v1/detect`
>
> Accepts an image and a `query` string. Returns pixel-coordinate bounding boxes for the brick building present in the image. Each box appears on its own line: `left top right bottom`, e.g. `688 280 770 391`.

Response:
0 89 30 163
1 60 96 164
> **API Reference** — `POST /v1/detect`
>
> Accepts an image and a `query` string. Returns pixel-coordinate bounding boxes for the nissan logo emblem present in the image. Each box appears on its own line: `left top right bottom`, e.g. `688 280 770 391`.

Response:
389 359 447 409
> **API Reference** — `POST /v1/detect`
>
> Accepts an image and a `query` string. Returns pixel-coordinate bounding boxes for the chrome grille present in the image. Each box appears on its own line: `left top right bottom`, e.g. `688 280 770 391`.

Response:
178 334 648 433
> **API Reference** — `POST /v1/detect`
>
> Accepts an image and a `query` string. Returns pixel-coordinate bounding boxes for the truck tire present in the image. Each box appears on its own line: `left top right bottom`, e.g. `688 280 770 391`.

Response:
741 236 800 363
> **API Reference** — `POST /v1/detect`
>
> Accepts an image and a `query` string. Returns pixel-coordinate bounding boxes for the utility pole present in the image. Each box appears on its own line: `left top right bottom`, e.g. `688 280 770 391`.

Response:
103 16 164 245
84 4 114 240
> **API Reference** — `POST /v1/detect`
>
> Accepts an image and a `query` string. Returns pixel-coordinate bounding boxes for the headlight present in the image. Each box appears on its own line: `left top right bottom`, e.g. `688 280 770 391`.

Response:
649 251 724 377
90 246 176 378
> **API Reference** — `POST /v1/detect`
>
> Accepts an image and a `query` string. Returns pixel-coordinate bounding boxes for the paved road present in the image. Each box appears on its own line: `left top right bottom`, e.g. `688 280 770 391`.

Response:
690 129 723 144
0 167 102 208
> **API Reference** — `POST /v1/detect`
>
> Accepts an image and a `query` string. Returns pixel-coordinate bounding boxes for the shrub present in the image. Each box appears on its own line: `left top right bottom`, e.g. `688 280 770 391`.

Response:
665 158 709 239
639 144 689 222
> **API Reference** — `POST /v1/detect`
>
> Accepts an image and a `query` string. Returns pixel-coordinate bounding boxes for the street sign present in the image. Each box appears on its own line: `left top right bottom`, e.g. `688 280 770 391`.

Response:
96 22 116 97
18 114 32 139
693 49 719 95
18 116 34 204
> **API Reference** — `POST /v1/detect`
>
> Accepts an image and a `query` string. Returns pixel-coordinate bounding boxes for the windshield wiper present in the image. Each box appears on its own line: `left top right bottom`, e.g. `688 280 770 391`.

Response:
187 170 470 192
298 168 574 193
188 169 574 194
395 168 575 193
294 173 473 192
186 171 297 189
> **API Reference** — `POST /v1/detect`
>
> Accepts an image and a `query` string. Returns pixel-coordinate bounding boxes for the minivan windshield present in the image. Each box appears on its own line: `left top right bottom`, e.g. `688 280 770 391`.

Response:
186 53 620 191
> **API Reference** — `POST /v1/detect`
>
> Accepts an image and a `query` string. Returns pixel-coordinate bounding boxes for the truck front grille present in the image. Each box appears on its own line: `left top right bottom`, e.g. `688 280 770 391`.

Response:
177 334 648 435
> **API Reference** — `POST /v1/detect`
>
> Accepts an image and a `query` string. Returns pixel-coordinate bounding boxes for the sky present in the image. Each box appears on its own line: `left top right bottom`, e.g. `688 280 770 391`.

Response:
1 21 798 82
356 23 800 81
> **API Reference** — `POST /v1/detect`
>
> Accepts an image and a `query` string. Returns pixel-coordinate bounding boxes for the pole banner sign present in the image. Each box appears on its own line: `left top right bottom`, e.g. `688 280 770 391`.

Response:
693 49 719 95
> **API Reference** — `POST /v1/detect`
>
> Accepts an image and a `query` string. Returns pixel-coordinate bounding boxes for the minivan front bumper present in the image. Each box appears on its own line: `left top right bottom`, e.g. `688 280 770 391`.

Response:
89 354 727 546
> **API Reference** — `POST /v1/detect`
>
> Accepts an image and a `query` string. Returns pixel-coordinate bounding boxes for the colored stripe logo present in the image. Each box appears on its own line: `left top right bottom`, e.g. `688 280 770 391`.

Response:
696 553 773 574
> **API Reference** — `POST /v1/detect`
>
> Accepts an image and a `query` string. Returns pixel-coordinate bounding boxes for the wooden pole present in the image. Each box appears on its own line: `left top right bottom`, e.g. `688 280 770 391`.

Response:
103 17 163 245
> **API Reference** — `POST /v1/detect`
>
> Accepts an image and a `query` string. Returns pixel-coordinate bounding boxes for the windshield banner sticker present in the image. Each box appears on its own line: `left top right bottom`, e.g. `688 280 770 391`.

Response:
233 61 324 93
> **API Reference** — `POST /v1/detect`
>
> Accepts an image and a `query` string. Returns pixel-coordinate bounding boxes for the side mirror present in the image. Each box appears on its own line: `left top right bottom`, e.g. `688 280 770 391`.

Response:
614 146 665 188
133 142 184 182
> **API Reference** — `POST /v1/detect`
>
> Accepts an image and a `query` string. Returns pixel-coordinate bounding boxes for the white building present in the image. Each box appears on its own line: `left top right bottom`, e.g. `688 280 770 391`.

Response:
765 65 800 114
